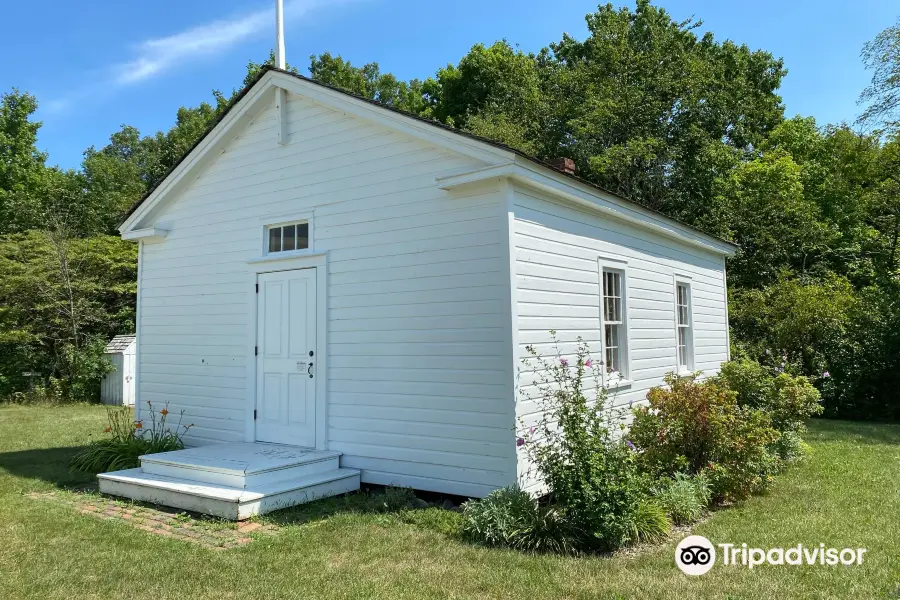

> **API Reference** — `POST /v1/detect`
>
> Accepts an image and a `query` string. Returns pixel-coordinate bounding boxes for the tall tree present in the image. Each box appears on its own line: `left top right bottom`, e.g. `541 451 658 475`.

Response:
0 227 136 400
309 52 430 115
858 18 900 133
0 90 49 234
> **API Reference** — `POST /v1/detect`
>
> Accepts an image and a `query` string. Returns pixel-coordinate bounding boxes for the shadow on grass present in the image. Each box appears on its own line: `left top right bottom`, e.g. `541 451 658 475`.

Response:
0 446 96 489
261 484 466 538
807 418 900 446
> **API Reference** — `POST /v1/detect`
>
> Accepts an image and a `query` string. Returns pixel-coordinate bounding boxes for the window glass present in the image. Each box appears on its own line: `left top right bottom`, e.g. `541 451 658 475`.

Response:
266 222 309 254
283 224 296 251
676 282 692 370
601 268 626 379
296 223 309 250
268 227 281 253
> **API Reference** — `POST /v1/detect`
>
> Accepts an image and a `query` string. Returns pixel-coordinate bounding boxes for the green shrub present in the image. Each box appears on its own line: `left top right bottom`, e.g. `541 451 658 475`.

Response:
71 402 192 474
630 373 781 502
520 334 646 551
717 359 822 461
626 501 671 544
653 473 711 526
718 359 823 428
6 378 66 404
461 486 578 555
774 429 809 462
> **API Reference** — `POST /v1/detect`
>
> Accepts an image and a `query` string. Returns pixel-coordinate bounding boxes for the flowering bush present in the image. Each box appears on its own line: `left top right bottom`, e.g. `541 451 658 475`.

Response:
71 402 192 474
518 333 647 551
630 373 780 502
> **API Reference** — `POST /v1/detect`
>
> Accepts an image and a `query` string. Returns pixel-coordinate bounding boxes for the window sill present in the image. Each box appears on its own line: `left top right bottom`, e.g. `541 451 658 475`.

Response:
605 378 633 390
248 250 325 264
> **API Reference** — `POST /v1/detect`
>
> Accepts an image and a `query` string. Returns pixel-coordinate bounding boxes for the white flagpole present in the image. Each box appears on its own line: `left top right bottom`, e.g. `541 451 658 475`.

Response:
275 0 286 69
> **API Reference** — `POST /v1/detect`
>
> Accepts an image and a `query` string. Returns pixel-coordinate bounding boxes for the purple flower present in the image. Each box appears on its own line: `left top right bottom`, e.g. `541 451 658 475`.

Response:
529 426 535 434
823 371 830 378
516 437 525 447
584 358 592 368
560 358 569 367
626 440 636 451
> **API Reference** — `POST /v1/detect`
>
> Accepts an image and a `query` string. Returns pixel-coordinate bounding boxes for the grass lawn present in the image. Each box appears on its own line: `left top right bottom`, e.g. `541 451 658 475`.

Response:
0 404 898 599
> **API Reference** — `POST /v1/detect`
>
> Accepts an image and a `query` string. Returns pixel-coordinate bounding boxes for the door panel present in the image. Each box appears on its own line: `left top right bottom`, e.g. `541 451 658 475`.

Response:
256 268 316 446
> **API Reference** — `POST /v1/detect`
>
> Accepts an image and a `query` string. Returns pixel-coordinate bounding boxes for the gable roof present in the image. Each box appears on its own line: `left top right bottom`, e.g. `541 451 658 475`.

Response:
120 66 736 255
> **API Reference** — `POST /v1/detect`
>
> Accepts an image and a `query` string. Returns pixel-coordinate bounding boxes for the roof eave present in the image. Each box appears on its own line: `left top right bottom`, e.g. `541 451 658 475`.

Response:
438 159 737 257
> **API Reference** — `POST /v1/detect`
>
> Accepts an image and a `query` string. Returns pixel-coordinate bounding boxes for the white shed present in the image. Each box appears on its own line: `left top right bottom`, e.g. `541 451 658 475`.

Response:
100 335 136 406
99 67 737 519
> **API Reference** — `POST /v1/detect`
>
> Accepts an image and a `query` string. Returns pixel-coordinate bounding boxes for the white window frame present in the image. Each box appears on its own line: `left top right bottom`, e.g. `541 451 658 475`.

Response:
598 258 631 387
674 275 694 374
260 213 314 258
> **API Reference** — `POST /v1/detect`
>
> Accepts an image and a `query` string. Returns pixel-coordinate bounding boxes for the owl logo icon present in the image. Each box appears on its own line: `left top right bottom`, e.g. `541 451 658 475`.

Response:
675 536 716 575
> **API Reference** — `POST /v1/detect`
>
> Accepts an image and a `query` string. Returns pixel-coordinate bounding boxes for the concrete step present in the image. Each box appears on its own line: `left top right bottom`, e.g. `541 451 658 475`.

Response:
98 466 360 520
140 444 342 488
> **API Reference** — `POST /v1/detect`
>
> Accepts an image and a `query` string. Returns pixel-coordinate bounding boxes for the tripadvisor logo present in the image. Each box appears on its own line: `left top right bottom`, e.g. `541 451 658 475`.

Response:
675 536 868 575
675 536 716 575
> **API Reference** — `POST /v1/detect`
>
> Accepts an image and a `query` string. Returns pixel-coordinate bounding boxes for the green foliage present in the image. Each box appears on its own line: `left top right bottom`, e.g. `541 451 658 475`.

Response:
376 486 417 512
858 18 900 133
652 473 711 526
626 501 671 544
630 373 781 502
717 359 823 438
309 52 429 115
460 486 578 555
0 229 136 401
0 90 48 235
729 276 856 379
521 335 647 551
70 404 192 474
714 151 833 289
828 281 900 421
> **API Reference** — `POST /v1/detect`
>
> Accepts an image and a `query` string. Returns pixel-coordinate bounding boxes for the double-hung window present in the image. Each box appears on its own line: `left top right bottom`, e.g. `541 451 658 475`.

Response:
600 264 629 382
675 280 693 372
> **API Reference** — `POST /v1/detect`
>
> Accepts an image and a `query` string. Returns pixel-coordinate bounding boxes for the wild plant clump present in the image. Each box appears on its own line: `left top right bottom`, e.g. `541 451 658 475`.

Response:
652 472 711 526
71 402 192 474
460 486 578 555
517 333 647 552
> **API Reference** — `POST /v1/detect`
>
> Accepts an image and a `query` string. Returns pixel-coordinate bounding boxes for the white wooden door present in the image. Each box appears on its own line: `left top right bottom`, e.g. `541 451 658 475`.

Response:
255 268 317 447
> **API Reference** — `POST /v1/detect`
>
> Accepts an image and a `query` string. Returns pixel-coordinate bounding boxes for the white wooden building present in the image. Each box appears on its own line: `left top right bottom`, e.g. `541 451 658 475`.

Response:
100 67 736 518
100 335 136 406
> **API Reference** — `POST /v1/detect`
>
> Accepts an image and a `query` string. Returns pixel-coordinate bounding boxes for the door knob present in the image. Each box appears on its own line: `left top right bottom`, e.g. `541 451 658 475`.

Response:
308 362 314 378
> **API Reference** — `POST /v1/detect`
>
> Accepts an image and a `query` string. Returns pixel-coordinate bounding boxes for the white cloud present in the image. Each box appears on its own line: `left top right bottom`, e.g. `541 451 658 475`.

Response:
44 0 358 114
112 5 275 85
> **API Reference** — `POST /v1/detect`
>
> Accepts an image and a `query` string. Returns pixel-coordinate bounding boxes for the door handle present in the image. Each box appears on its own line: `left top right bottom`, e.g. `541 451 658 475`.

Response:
308 362 314 378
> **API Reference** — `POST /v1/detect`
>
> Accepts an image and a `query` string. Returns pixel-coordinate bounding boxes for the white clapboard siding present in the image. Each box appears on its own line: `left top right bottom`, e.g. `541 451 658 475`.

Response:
137 91 516 495
511 184 730 485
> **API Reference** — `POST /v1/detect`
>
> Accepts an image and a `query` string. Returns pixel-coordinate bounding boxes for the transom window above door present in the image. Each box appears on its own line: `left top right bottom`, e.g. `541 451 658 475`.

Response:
267 222 309 254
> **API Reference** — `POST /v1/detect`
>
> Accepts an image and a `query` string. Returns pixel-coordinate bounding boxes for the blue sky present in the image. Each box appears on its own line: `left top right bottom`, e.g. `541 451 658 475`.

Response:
1 0 896 169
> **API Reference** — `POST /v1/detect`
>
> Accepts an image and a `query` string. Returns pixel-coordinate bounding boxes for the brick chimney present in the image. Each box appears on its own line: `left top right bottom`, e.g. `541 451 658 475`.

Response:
550 157 576 175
